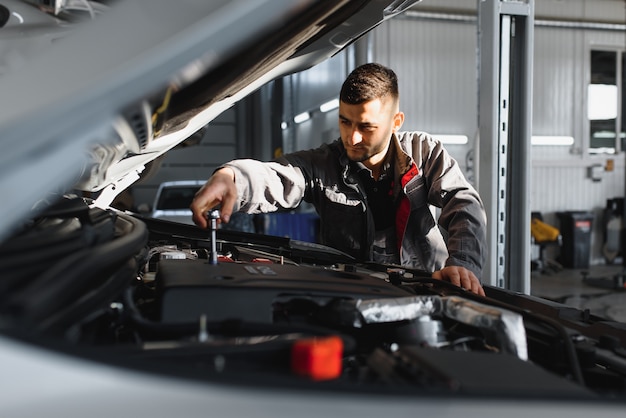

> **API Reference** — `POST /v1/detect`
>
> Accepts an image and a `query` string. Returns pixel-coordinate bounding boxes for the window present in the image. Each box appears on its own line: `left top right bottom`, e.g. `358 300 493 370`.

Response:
588 49 625 154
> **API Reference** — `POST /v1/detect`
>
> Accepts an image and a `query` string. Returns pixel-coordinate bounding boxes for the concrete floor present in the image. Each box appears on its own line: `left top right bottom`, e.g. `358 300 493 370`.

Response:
530 263 626 323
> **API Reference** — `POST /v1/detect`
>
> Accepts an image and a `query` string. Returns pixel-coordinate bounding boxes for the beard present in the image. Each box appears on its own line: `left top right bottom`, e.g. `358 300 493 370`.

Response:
343 139 389 163
345 146 369 162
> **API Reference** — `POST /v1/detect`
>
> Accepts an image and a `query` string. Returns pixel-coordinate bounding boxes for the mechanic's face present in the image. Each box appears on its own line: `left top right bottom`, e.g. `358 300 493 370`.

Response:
339 97 404 169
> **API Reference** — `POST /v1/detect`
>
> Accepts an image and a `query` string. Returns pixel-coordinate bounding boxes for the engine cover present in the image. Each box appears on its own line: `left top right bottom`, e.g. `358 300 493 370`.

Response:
157 259 410 324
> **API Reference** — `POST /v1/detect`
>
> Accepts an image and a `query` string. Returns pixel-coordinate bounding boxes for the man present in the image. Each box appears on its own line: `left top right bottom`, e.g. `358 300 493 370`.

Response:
191 63 487 296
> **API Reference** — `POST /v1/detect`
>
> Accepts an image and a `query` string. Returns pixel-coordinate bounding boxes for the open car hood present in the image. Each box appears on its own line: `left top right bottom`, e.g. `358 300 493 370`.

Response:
0 0 420 240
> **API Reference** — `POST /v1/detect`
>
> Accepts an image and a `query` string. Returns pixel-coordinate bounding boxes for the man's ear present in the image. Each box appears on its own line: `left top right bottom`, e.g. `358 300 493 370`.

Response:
392 111 405 132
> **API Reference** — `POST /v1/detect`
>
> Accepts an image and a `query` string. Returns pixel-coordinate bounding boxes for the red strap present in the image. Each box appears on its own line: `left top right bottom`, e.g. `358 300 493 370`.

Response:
396 163 419 250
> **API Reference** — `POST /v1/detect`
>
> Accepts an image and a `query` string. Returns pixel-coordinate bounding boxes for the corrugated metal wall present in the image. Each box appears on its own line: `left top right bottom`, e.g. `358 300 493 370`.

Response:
530 23 625 264
132 109 238 208
532 27 583 142
371 16 478 172
370 10 625 265
372 17 478 137
282 53 347 154
285 4 625 265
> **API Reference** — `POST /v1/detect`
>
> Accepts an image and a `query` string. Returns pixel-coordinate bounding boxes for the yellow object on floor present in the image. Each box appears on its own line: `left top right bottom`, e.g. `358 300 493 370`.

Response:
531 218 560 243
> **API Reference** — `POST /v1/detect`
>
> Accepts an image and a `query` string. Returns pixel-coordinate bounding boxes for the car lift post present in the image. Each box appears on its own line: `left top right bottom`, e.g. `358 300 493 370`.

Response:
478 0 534 293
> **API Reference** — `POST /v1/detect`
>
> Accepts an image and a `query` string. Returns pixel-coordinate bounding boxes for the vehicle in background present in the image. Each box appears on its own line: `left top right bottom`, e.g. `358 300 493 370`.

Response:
148 180 258 231
150 180 204 225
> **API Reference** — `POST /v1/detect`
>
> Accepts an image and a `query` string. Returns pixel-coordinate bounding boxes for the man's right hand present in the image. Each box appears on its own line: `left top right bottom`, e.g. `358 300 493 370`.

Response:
190 167 237 229
432 266 485 296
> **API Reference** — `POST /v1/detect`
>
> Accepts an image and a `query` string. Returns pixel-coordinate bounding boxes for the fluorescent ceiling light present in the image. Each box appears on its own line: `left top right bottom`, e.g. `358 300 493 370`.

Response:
589 147 616 154
593 131 618 139
436 135 468 145
531 136 574 146
293 112 310 124
319 99 339 113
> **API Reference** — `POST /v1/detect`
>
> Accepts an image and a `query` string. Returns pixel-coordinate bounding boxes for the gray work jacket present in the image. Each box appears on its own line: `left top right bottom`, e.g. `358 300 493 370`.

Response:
225 131 487 278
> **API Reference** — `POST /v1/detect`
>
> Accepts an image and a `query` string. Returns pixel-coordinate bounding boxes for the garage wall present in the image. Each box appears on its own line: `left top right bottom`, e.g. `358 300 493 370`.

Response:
281 53 348 155
282 0 625 265
531 23 625 264
367 4 625 266
281 14 478 176
370 14 478 178
132 108 238 209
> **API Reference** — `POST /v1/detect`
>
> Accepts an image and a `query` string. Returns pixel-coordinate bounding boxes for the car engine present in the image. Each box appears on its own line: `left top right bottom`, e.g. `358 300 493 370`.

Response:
1 196 625 400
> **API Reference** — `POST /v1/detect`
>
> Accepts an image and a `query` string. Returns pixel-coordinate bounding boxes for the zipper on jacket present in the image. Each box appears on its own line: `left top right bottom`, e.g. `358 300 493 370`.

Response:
341 163 375 260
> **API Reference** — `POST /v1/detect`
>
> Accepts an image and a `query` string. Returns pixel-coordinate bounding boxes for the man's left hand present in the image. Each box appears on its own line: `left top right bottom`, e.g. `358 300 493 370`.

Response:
432 266 485 296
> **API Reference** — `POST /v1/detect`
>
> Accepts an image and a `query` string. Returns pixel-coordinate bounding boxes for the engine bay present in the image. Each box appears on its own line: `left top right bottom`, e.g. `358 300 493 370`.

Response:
1 197 626 399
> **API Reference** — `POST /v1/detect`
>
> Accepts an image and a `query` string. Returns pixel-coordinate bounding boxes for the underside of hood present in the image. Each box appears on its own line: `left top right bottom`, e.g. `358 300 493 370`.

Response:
0 0 420 241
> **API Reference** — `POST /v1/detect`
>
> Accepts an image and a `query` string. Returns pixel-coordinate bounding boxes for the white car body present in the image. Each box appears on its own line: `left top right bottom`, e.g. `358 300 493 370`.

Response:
150 180 204 225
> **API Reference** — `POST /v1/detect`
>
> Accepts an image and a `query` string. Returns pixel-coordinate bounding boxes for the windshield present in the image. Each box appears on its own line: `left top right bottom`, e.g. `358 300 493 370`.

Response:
156 186 201 210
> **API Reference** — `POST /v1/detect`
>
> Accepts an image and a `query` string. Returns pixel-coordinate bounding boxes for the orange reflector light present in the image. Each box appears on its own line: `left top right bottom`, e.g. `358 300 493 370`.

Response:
291 336 343 381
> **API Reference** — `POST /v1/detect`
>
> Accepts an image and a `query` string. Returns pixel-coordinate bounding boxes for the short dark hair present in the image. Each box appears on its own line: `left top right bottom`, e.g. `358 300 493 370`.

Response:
339 63 399 105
